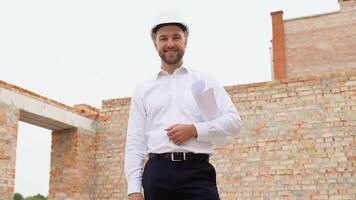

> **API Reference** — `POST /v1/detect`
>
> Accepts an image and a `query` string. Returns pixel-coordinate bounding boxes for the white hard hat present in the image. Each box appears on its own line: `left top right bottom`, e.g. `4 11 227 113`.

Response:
151 11 189 39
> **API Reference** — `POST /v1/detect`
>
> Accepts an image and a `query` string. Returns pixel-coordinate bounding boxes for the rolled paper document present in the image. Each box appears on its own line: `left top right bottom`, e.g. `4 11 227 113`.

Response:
191 82 217 121
191 79 206 93
191 80 227 146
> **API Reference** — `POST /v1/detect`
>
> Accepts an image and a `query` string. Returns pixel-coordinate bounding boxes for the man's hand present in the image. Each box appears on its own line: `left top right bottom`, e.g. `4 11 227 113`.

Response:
165 124 198 145
128 193 143 200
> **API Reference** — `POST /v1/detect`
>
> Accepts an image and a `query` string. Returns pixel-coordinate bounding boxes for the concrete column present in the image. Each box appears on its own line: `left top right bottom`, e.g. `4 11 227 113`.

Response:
48 128 95 200
0 103 19 199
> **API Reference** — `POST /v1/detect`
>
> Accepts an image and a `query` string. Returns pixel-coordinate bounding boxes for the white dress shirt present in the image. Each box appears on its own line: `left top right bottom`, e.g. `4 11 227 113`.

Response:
124 66 242 195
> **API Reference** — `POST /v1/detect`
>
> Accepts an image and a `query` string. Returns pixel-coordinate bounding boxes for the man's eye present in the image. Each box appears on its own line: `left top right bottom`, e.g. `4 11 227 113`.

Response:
173 36 181 40
159 38 167 41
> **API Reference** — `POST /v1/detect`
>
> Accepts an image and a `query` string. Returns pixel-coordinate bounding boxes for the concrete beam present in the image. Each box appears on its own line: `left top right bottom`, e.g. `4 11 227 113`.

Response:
0 87 96 133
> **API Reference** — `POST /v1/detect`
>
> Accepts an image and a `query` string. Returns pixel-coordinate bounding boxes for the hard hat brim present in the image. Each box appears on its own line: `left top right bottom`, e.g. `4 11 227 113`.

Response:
151 22 189 38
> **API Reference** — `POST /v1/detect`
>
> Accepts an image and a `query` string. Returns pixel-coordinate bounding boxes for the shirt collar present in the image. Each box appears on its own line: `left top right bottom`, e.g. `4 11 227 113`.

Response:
155 65 190 79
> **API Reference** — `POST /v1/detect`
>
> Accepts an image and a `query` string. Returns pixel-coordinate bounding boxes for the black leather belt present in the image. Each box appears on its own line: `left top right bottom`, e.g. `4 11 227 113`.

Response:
149 152 209 162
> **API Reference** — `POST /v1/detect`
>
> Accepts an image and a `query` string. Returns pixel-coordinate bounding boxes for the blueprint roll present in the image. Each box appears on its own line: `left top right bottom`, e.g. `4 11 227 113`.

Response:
191 80 227 146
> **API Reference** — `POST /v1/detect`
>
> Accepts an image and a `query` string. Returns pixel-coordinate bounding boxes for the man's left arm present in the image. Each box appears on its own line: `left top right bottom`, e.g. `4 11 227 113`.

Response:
166 78 242 145
193 78 242 144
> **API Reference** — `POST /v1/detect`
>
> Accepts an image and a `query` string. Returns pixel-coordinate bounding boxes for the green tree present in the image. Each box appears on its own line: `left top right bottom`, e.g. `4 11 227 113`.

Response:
14 193 24 200
24 193 47 200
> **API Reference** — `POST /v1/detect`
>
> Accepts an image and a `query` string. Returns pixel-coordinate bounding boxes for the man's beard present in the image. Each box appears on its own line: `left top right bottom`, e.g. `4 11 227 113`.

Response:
159 49 185 65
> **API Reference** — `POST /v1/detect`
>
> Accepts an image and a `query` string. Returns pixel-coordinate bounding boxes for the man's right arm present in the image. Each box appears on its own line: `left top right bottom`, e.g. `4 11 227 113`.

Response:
124 88 147 196
128 193 144 200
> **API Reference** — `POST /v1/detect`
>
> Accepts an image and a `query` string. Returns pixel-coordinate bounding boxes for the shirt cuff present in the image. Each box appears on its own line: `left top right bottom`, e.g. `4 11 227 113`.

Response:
194 122 210 142
127 180 142 195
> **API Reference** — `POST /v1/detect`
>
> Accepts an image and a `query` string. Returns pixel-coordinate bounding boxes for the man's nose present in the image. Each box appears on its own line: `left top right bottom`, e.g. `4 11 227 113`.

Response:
166 39 175 47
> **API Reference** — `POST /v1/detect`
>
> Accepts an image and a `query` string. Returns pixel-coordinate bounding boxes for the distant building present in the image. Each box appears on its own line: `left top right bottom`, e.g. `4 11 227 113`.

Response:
271 0 356 79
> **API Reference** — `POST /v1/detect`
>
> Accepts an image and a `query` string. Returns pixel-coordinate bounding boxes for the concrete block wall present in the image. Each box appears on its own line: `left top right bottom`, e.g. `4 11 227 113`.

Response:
284 1 356 79
94 70 356 199
0 103 19 200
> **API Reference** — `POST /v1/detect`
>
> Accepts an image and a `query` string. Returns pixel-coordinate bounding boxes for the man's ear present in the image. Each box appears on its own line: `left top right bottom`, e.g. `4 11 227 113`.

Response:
153 40 158 49
184 33 188 46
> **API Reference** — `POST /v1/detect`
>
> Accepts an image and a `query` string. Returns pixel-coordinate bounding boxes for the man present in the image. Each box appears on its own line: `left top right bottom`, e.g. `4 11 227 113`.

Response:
125 12 242 200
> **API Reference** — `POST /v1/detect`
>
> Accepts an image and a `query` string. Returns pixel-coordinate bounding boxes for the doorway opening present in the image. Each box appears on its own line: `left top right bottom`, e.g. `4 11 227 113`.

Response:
14 122 51 199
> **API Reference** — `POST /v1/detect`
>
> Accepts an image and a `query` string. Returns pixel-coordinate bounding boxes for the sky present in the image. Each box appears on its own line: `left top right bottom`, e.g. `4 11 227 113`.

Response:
0 0 340 197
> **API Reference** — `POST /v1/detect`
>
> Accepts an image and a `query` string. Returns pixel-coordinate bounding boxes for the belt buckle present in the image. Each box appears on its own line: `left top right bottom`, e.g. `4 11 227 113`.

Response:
171 152 186 162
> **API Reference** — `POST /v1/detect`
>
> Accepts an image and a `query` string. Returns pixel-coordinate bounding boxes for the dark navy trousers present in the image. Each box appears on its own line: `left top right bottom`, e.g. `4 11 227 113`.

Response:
142 157 220 200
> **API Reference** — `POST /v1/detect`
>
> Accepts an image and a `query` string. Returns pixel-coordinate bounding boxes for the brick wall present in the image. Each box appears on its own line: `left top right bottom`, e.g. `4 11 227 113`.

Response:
94 70 356 199
1 69 355 199
48 128 96 200
93 98 130 200
271 11 287 80
284 1 356 79
217 70 356 199
0 103 19 200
